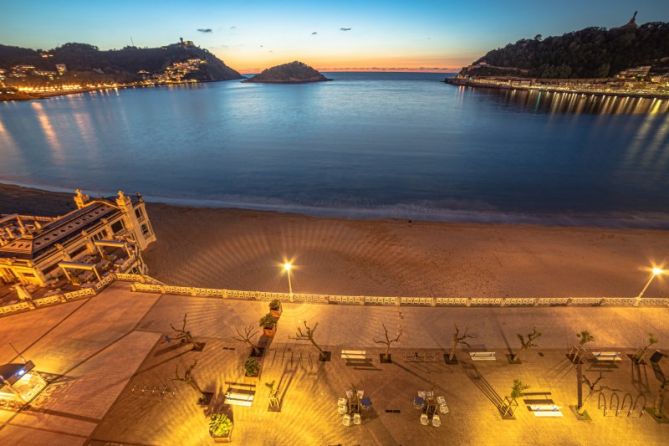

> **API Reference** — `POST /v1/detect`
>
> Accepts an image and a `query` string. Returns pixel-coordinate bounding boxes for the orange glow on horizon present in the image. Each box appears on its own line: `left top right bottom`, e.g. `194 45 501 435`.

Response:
216 51 469 74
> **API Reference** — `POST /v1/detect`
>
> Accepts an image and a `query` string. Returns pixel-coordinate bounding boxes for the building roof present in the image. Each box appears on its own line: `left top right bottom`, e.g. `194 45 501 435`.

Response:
0 201 120 261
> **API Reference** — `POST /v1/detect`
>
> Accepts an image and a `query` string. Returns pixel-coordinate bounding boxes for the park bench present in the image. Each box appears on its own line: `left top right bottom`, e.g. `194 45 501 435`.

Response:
528 404 562 417
469 351 496 361
224 390 254 407
224 382 256 407
341 350 368 361
341 349 374 368
592 352 622 362
533 410 563 417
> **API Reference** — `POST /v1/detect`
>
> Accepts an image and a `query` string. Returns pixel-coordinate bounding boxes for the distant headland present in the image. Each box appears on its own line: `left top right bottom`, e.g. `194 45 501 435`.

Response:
0 38 242 101
446 13 669 99
243 61 330 83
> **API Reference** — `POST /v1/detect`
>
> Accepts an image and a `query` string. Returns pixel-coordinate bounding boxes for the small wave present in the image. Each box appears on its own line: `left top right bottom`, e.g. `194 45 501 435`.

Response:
3 179 669 230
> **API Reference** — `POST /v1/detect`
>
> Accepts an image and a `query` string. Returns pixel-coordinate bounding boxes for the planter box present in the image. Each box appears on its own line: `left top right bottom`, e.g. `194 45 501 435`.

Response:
379 353 392 363
211 429 233 443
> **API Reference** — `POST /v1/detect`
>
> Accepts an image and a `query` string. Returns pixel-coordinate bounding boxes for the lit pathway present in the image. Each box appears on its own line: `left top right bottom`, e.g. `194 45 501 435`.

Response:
2 285 668 445
0 283 161 445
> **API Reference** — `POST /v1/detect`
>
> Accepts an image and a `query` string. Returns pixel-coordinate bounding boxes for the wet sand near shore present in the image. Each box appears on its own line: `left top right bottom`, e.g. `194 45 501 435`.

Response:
2 183 668 298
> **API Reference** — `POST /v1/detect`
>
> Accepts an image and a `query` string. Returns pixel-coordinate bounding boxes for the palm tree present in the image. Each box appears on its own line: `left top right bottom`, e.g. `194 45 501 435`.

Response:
502 379 529 417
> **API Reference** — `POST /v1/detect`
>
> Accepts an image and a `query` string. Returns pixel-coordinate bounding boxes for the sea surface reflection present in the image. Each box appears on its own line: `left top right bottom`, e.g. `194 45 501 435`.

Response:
0 72 668 226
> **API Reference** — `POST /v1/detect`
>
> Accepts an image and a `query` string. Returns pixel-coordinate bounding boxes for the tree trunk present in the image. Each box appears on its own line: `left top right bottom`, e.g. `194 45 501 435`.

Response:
656 385 666 417
576 363 584 413
449 341 457 361
310 339 323 354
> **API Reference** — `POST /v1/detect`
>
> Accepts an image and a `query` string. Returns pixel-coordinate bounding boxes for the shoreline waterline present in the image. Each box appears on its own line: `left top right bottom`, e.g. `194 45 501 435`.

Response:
1 180 669 230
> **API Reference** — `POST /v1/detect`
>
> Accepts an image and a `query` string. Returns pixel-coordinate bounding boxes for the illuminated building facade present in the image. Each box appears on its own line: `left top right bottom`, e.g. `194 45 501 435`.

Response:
0 190 156 287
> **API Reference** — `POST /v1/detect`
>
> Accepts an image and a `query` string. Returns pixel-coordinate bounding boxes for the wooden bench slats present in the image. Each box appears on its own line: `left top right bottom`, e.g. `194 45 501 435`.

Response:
534 410 563 417
469 352 496 360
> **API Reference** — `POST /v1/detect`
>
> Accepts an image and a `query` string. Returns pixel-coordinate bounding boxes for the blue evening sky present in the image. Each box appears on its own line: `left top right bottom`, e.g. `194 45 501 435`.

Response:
1 0 668 71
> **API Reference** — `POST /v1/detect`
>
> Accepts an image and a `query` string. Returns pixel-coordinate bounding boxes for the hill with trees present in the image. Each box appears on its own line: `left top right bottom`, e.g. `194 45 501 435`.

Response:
243 61 329 83
460 16 669 79
0 41 242 82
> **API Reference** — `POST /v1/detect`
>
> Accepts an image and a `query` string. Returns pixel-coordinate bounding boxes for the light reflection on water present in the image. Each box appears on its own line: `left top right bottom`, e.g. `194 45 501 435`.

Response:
0 72 668 226
472 86 669 115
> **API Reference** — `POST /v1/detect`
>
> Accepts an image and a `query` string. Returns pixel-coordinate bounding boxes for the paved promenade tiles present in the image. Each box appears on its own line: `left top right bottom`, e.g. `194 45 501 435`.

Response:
1 287 668 445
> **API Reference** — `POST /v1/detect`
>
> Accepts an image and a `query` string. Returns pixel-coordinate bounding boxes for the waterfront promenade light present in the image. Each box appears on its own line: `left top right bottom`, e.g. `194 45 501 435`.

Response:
636 265 666 306
281 260 294 301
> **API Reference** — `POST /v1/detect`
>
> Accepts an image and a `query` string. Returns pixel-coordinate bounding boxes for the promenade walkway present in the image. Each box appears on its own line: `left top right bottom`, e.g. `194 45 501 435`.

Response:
1 283 667 445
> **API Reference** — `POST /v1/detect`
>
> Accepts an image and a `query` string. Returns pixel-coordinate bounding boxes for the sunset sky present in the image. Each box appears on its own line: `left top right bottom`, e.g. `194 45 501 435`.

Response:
2 0 669 72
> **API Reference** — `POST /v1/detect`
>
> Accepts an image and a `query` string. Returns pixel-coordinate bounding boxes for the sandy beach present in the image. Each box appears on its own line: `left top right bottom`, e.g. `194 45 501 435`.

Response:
2 182 668 299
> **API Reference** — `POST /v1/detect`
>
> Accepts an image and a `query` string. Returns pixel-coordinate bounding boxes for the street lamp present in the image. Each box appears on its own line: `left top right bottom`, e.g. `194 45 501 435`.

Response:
636 266 666 306
281 261 294 301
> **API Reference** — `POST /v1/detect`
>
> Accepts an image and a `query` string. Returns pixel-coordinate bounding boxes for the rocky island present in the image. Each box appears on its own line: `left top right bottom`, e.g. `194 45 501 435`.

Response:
243 61 330 83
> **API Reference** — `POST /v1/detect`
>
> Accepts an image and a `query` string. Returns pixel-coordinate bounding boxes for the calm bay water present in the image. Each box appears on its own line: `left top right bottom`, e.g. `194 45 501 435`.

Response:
1 72 669 226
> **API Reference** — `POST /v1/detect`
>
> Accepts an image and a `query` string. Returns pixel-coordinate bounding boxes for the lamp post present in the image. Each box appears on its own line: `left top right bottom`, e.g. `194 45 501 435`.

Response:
636 267 665 307
282 261 293 302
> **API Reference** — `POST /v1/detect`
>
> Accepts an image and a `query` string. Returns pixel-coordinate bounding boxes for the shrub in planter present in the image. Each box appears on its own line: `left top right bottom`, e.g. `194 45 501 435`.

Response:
244 357 261 377
259 313 278 336
209 413 233 441
269 299 283 318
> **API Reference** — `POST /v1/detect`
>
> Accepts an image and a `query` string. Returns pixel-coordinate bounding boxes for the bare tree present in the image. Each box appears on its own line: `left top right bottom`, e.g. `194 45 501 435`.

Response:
164 313 206 351
296 320 323 353
166 313 194 345
633 333 658 363
233 324 261 356
578 372 606 415
374 322 403 362
511 327 542 362
172 360 202 394
448 325 475 363
296 320 328 360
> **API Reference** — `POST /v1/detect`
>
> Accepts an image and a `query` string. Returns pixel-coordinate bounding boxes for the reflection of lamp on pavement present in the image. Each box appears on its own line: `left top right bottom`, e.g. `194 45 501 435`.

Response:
636 266 666 306
0 360 47 407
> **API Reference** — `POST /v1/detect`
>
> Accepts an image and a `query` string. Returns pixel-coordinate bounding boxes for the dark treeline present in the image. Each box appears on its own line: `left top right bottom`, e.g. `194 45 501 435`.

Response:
462 21 669 78
0 42 242 81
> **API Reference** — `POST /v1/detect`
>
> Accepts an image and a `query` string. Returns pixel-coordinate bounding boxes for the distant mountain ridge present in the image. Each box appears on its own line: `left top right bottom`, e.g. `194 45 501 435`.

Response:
244 61 329 83
460 15 669 79
0 41 242 82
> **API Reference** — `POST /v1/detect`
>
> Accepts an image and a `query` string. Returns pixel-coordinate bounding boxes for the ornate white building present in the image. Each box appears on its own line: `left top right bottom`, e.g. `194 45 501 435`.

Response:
0 190 156 288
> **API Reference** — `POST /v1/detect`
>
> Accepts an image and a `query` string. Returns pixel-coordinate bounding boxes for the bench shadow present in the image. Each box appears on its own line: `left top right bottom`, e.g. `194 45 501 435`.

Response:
461 361 504 410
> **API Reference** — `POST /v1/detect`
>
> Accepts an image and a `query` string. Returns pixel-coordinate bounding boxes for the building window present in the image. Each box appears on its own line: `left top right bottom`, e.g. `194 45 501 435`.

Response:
141 224 151 237
22 272 36 278
135 207 144 220
111 220 124 234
